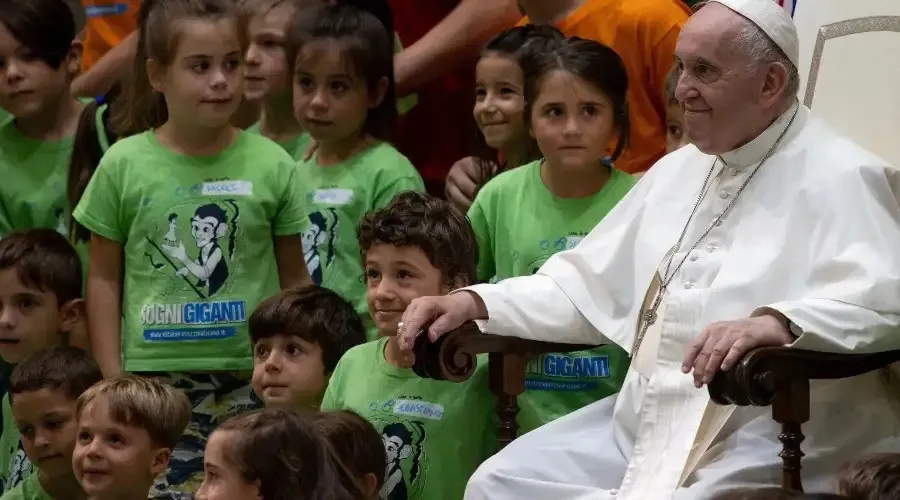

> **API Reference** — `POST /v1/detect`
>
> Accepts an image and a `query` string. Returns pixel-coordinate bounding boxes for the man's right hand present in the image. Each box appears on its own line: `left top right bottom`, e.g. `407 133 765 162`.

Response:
397 292 488 358
445 156 489 212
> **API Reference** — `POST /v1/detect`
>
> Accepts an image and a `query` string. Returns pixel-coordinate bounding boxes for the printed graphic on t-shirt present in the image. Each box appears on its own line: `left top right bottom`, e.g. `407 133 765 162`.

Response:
2 442 30 491
368 397 440 500
139 195 247 343
525 352 611 391
302 208 339 285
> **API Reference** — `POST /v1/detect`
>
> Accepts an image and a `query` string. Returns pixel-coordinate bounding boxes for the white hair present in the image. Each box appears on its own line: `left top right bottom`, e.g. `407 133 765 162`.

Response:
733 17 801 100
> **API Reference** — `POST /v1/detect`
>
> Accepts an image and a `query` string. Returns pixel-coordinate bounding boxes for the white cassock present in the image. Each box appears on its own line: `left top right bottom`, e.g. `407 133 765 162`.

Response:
462 101 900 500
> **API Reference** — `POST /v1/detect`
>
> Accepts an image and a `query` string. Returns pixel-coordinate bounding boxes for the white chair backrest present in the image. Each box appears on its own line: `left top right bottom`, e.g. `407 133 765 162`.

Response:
794 0 900 164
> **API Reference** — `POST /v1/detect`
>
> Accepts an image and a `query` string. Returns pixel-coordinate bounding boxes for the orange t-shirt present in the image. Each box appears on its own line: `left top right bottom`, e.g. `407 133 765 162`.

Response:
81 1 142 72
522 0 690 174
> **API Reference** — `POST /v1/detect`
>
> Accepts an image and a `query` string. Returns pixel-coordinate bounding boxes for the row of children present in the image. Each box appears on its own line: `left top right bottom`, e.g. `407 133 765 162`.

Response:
0 0 688 498
1 342 389 500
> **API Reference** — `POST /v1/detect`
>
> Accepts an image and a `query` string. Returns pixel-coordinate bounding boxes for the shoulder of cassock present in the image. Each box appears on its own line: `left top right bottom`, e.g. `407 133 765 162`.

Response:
536 112 900 353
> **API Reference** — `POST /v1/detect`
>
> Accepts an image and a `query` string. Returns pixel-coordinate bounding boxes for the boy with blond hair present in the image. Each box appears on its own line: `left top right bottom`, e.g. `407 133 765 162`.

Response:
71 377 191 500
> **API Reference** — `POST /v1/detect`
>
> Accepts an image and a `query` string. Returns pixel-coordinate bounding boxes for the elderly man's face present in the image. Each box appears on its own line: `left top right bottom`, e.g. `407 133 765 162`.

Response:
673 4 769 154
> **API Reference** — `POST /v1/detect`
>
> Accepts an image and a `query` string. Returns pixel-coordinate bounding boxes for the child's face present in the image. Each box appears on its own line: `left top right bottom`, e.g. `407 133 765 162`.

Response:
473 53 527 152
665 102 688 153
11 388 78 479
0 22 79 119
148 18 244 130
244 4 294 102
530 70 616 171
251 335 327 410
365 244 448 338
196 430 261 500
72 400 169 500
293 38 386 145
0 269 78 364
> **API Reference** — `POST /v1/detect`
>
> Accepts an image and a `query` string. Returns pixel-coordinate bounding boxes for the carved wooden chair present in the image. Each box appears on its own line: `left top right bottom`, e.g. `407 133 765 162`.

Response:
411 321 594 449
413 323 900 493
707 346 900 492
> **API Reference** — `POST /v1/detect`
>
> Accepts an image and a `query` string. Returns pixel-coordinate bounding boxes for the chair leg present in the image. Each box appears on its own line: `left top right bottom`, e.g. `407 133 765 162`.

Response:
488 352 527 450
772 377 810 492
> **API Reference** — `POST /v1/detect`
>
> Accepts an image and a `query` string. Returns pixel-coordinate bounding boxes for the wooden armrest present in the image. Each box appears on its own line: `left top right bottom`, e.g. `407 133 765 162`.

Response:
708 346 900 407
412 321 597 449
707 346 900 492
411 321 596 382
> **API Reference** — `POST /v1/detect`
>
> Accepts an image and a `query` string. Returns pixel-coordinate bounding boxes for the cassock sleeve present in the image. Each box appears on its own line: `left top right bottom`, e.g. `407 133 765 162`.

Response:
457 163 668 349
755 163 900 354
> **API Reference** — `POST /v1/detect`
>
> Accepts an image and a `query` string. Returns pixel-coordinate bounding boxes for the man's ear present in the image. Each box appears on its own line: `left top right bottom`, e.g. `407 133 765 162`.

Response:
150 447 172 478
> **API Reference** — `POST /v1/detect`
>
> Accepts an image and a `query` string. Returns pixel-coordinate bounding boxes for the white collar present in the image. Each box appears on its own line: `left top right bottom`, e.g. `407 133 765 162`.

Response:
718 100 804 169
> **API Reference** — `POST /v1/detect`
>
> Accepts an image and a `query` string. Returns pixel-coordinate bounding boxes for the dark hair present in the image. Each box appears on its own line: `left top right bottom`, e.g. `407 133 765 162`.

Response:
217 408 364 500
313 410 385 494
68 85 122 244
665 64 681 105
0 229 82 304
794 495 851 500
249 285 366 373
111 0 248 137
288 4 396 141
472 24 566 191
9 346 102 403
837 453 900 500
0 0 76 69
523 36 631 162
357 191 478 287
711 487 799 500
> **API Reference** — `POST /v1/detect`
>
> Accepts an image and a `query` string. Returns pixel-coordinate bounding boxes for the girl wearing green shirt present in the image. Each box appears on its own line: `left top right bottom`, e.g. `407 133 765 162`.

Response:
468 37 635 434
289 4 425 339
73 0 312 497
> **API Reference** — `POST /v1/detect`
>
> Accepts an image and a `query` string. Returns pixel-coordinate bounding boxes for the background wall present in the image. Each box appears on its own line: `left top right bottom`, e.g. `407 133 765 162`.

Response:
793 0 900 164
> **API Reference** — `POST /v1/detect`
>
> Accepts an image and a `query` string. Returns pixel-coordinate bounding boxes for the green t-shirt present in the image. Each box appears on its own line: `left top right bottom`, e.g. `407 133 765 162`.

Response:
298 142 424 339
0 116 72 238
0 473 51 500
468 160 636 433
245 123 312 162
0 395 32 493
322 338 495 500
73 130 307 372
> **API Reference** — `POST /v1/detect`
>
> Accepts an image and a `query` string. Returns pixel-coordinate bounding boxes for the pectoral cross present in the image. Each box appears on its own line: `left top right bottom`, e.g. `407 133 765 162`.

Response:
633 289 665 356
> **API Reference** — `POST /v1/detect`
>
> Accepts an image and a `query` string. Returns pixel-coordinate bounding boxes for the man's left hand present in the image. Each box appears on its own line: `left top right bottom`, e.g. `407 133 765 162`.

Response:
682 314 794 388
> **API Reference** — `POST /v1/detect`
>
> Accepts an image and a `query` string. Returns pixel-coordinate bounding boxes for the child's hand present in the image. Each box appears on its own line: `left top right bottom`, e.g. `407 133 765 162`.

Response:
445 157 487 212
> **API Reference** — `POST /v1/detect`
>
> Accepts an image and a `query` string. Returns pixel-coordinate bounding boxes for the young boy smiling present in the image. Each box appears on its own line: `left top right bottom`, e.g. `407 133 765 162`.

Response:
3 346 102 500
72 377 191 500
321 191 495 500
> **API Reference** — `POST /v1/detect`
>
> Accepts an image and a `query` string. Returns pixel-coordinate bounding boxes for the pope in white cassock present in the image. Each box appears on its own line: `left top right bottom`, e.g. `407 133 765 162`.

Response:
398 0 900 498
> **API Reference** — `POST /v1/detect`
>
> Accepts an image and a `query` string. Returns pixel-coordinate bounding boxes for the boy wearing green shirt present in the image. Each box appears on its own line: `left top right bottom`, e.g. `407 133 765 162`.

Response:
0 0 85 238
0 230 85 492
249 285 367 411
2 346 102 500
322 192 495 500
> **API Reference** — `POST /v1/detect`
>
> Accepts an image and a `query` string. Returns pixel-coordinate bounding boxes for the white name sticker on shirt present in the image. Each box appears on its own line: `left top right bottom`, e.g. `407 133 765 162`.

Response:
393 399 445 420
201 180 253 196
312 188 354 205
